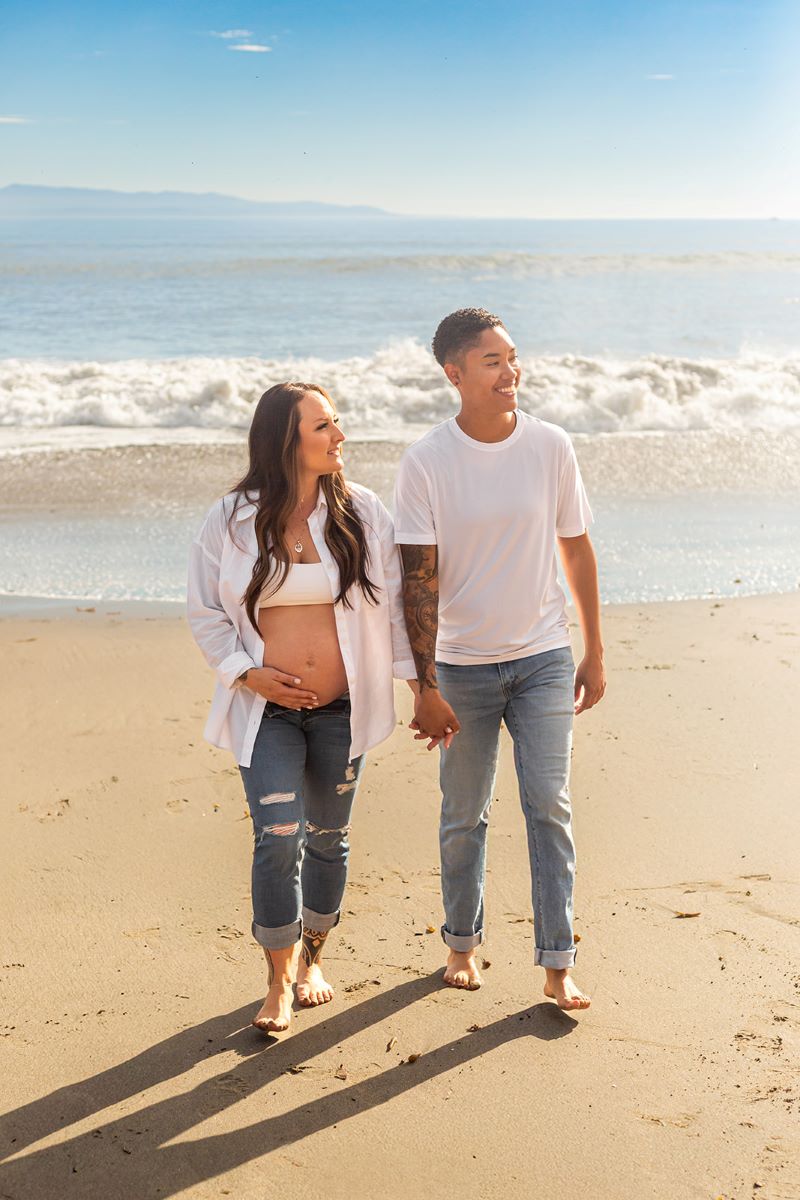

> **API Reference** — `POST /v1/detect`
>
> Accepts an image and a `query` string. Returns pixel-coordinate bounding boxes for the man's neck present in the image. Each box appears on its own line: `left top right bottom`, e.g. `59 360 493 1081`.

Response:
455 408 517 444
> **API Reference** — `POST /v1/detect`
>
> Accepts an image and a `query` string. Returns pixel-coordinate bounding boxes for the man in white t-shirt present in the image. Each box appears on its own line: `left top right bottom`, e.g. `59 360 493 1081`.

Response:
394 308 605 1011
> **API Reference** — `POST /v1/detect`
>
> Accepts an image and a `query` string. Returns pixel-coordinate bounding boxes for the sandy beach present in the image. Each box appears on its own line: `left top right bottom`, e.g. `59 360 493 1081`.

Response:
2 592 799 1199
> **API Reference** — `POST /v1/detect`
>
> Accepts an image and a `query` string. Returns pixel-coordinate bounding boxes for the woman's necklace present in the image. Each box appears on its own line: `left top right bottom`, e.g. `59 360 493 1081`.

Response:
290 498 312 555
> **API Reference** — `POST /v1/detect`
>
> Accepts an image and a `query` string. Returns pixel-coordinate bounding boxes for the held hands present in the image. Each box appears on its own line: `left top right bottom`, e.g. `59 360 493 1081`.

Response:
408 685 460 752
241 666 319 710
574 652 606 715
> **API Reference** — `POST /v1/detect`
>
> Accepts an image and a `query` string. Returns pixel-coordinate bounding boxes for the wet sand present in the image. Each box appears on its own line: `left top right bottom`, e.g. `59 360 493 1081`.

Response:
2 428 799 516
2 593 799 1198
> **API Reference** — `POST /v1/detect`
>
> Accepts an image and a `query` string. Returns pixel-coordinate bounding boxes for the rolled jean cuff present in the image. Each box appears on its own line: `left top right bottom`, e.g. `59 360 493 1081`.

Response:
534 946 577 969
441 925 484 952
302 906 340 933
252 918 302 950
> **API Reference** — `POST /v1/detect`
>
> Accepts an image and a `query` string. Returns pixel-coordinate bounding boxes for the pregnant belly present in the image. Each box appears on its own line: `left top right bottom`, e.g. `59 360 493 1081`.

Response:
257 604 348 707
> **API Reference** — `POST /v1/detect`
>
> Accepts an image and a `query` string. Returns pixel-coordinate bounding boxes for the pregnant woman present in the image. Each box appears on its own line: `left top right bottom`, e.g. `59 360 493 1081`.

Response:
188 381 417 1034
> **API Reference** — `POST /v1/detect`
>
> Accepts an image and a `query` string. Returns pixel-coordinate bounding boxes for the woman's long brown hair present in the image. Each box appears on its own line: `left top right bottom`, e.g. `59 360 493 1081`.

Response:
230 381 379 631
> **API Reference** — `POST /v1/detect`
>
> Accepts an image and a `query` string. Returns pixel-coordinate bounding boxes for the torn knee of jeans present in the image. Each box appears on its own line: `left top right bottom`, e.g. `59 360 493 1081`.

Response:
256 821 300 841
332 765 358 795
306 821 351 836
258 791 296 806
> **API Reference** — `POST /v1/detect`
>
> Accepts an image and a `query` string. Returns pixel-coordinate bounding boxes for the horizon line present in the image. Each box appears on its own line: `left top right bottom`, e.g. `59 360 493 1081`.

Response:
0 183 796 222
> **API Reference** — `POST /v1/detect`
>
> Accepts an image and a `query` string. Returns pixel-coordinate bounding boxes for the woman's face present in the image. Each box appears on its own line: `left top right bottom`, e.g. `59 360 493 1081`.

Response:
295 390 345 478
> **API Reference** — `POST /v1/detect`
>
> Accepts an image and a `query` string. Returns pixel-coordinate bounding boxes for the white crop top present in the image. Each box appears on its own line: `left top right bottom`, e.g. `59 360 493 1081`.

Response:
257 561 335 609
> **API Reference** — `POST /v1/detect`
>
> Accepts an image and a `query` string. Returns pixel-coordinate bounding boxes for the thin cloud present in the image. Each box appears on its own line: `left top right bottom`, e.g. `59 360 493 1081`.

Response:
210 29 253 39
0 115 32 124
229 43 271 52
646 74 675 80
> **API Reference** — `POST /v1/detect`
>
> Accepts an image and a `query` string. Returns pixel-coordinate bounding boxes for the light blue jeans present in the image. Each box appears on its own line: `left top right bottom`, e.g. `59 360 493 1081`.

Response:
239 696 364 951
436 646 577 969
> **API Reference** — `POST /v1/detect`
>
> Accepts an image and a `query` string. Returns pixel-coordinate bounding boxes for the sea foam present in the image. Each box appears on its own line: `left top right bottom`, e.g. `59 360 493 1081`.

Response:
2 341 799 442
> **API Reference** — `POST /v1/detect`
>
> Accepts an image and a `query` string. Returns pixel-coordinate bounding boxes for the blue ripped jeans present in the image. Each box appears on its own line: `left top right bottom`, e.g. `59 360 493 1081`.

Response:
238 696 364 951
436 646 578 969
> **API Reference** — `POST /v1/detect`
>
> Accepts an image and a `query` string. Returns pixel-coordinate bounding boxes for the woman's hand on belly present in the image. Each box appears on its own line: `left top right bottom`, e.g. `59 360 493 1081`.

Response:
257 605 348 708
241 666 319 710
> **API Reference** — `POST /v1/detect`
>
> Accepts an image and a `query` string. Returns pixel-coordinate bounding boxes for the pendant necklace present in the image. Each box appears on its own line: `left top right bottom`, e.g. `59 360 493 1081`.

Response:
292 499 308 555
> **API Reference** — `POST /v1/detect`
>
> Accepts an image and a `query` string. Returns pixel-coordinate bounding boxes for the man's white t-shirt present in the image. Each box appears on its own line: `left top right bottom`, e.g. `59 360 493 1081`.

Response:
393 412 593 665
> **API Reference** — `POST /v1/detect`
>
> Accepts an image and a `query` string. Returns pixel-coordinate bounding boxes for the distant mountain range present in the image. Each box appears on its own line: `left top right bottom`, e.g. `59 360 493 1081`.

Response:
0 184 393 219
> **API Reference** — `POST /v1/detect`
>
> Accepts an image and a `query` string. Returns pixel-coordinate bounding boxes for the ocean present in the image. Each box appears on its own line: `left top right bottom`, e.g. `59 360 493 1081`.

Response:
1 216 799 605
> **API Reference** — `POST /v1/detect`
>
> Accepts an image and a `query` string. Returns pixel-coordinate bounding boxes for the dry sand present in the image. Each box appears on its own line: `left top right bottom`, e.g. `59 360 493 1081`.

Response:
2 593 799 1200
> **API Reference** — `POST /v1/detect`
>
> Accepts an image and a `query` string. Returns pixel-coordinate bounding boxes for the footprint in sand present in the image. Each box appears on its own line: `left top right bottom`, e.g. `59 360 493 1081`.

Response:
216 926 244 941
733 1029 784 1055
214 1073 251 1096
639 1112 697 1129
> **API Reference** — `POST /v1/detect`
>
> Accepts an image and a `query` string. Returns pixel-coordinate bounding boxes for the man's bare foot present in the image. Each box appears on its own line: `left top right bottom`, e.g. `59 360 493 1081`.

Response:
543 968 591 1011
296 959 334 1007
443 949 482 990
251 979 294 1033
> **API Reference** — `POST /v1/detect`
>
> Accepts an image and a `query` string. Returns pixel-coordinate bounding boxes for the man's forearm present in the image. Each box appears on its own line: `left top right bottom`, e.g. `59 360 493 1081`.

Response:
559 535 604 656
399 544 440 690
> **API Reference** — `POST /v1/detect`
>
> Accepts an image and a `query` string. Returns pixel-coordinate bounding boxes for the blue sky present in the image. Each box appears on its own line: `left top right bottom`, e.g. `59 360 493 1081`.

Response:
1 0 798 217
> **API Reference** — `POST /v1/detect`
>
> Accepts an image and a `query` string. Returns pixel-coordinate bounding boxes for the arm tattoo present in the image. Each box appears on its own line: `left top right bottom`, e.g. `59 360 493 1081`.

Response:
399 544 440 690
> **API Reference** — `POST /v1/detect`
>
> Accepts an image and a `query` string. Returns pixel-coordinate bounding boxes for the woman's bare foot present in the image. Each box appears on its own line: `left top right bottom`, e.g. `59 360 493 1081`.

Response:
252 979 294 1033
252 943 298 1034
443 949 482 990
543 967 591 1011
296 959 334 1007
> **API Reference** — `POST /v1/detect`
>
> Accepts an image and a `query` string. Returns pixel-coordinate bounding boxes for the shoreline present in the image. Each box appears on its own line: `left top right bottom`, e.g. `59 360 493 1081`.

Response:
0 594 185 618
2 427 799 503
2 583 799 619
1 429 798 607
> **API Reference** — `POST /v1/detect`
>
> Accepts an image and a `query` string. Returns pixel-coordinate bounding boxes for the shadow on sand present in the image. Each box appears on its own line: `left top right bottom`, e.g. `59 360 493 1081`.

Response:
1 974 576 1198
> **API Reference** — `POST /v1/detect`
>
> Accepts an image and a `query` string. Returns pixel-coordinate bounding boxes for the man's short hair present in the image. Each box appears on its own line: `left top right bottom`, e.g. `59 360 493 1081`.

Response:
431 308 506 367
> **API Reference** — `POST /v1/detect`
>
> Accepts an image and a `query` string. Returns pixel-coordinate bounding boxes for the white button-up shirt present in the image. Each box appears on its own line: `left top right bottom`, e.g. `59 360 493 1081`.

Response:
187 483 416 767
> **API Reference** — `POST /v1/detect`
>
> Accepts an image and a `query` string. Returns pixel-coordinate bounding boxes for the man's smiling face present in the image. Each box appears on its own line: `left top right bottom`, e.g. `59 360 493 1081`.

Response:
445 325 521 413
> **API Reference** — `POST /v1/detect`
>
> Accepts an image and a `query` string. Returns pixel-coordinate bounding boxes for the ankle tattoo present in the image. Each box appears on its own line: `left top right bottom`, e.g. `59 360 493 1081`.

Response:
301 926 330 968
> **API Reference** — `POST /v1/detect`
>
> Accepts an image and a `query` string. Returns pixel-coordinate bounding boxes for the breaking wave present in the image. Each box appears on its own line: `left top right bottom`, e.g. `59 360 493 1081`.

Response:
2 340 800 440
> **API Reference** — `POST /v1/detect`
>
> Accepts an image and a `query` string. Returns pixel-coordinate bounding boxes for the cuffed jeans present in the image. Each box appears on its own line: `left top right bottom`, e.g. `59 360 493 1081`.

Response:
436 646 577 969
238 696 364 951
